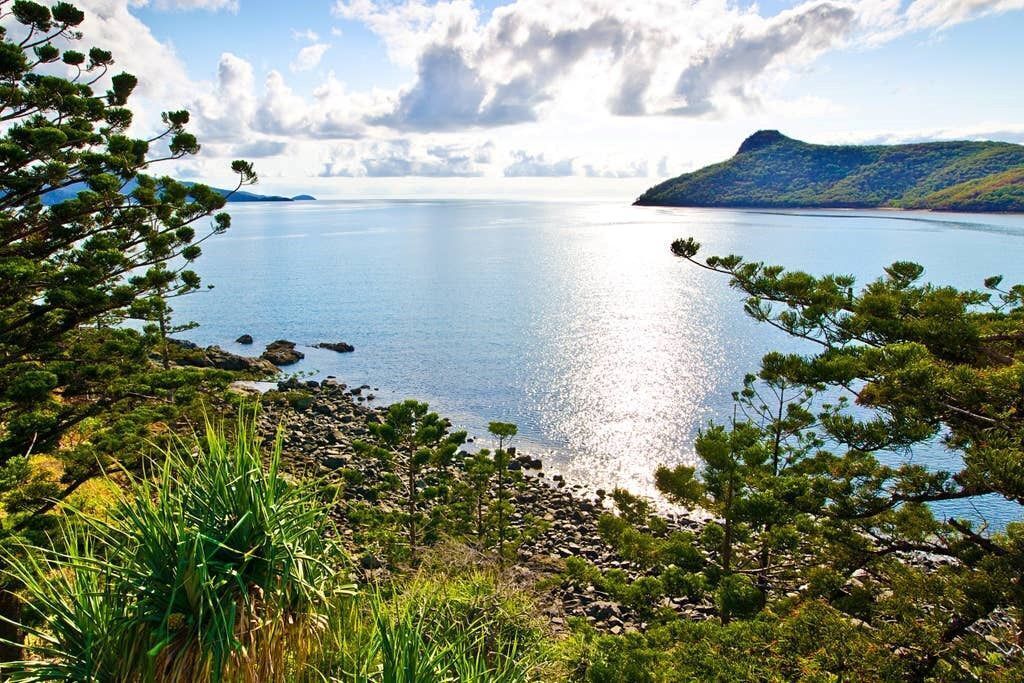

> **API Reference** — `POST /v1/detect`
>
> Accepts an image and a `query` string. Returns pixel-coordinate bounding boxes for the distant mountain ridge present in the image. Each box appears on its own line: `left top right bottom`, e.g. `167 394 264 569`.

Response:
635 130 1024 212
40 180 314 205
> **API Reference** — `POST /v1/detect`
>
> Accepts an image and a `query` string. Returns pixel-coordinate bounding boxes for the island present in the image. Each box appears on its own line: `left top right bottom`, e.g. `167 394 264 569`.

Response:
41 181 315 205
635 130 1024 212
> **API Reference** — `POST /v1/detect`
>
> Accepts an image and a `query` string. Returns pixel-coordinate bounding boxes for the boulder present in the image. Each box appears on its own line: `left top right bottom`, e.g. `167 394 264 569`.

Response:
173 343 277 375
262 340 304 366
236 334 254 344
316 341 355 353
168 338 200 351
206 346 278 374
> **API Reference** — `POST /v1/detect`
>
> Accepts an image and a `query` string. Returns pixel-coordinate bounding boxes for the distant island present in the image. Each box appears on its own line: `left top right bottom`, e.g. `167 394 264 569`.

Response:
635 130 1024 212
41 181 315 205
226 188 310 202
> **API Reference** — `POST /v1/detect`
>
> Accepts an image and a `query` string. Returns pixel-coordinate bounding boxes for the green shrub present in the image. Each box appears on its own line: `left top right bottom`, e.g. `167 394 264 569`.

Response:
658 532 704 572
2 410 351 682
563 628 658 683
715 574 763 622
624 576 665 616
564 556 602 586
660 566 708 600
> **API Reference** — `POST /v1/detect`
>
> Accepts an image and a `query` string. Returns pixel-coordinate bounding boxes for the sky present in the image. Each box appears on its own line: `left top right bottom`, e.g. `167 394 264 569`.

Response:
12 0 1024 198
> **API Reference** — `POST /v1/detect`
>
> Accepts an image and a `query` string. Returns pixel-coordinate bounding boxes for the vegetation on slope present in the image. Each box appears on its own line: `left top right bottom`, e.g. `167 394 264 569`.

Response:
636 130 1024 211
910 165 1024 211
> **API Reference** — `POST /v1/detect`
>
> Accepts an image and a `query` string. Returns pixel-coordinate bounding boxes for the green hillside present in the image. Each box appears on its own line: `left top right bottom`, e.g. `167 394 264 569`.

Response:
635 130 1024 211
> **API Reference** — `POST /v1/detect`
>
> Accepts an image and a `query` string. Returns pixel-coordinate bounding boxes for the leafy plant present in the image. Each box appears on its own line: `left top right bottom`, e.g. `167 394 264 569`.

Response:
1 409 351 682
0 7 257 656
312 570 549 682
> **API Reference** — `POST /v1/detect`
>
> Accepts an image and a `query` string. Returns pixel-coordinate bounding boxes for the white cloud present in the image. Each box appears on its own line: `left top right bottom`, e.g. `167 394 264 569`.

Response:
229 139 289 157
292 28 321 43
38 0 194 107
191 52 257 141
335 0 863 129
320 139 494 177
503 150 574 177
291 43 331 72
582 160 648 178
191 58 379 143
834 123 1024 145
667 3 857 116
334 0 1024 131
902 0 1024 30
15 0 1021 190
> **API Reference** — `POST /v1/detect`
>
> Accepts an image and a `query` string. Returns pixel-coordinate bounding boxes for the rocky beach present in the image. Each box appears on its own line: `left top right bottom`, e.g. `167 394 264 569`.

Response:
241 376 712 634
183 339 1015 651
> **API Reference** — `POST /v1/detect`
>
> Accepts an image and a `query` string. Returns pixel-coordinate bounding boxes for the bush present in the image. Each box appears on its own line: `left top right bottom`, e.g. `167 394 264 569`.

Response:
623 576 665 616
715 574 763 622
658 532 705 572
2 410 350 682
660 566 708 600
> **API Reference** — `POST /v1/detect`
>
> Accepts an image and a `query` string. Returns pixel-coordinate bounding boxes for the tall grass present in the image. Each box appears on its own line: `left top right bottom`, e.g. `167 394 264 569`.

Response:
0 410 557 681
1 409 352 682
309 571 550 682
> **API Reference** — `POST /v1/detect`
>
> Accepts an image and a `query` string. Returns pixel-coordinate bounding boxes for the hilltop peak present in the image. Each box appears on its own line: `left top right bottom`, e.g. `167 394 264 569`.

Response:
636 133 1024 211
736 130 791 155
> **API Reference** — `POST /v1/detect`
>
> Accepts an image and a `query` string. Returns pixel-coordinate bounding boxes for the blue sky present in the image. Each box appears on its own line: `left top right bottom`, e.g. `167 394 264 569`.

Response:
32 0 1024 197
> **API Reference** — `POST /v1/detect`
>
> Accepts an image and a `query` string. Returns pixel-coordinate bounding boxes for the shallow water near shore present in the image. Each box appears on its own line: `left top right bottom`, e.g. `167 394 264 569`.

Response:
175 199 1024 528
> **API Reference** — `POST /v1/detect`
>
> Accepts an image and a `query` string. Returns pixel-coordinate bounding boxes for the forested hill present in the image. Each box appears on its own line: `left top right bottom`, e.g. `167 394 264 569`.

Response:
635 130 1024 211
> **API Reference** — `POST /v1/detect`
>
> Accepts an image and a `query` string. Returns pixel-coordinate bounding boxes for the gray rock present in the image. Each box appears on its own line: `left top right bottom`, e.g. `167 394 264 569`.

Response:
262 340 304 366
203 346 278 375
316 341 355 353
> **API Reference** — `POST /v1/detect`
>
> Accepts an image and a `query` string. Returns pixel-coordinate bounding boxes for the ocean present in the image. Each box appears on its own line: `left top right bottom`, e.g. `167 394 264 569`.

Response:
173 199 1024 527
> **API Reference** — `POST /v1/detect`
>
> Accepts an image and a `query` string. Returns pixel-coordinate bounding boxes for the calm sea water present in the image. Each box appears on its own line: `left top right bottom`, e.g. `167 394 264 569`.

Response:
174 200 1024 528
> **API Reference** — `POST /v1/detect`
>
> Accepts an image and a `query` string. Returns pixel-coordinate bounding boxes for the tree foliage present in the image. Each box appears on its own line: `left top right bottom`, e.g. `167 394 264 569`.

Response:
0 0 256 536
658 236 1024 676
355 400 466 562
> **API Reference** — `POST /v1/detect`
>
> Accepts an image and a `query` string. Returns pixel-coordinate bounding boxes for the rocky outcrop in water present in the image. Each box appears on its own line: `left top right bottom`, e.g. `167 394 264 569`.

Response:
261 340 304 366
205 346 278 374
168 339 277 375
316 341 355 353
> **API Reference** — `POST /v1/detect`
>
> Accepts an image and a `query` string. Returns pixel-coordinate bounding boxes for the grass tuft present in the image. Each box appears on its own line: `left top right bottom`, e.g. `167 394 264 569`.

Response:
1 408 352 682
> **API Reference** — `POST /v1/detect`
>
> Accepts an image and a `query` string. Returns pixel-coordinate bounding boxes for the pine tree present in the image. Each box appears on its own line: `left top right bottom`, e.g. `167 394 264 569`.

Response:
361 400 465 562
487 421 517 563
672 236 1024 672
0 1 256 658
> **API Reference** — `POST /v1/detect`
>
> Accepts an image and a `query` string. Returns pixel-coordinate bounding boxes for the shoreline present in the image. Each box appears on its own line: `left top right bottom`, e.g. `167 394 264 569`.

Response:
250 377 713 633
201 340 996 641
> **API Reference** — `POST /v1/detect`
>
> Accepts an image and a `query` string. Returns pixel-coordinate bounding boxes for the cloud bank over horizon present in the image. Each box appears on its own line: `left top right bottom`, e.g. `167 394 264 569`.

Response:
9 0 1024 190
